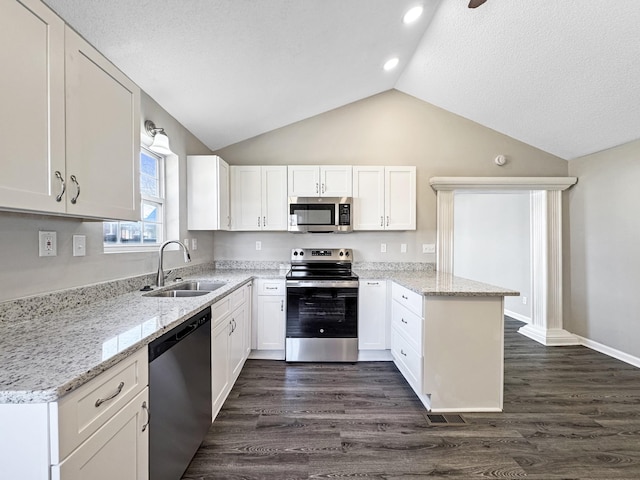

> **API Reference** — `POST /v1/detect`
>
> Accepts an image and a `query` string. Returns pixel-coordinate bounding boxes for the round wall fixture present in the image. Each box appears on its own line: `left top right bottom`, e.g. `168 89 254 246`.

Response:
494 154 506 166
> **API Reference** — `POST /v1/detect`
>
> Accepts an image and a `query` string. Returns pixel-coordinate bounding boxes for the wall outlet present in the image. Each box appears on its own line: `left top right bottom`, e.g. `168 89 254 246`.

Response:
256 241 262 251
422 243 435 254
522 296 528 305
39 231 57 257
380 243 387 253
72 235 86 257
191 238 198 251
184 238 189 248
400 243 407 253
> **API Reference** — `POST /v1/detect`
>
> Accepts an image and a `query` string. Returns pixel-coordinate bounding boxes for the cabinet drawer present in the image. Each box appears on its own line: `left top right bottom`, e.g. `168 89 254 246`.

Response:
212 295 231 327
391 327 422 389
391 282 423 316
53 348 148 462
230 285 247 310
392 300 422 352
258 279 285 296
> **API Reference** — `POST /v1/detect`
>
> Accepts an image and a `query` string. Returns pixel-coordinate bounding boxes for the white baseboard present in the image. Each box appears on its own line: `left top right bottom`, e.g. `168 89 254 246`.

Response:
504 309 530 324
575 335 640 369
357 350 393 361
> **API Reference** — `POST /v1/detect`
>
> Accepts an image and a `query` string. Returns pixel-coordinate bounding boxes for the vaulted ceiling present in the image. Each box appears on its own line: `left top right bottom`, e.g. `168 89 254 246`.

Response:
43 0 640 160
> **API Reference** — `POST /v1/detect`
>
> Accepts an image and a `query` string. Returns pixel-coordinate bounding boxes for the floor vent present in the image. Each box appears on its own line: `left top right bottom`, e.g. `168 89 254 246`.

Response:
425 414 467 425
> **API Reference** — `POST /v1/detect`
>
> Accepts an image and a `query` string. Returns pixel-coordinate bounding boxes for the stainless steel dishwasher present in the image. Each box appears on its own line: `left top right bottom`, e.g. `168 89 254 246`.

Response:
149 307 212 480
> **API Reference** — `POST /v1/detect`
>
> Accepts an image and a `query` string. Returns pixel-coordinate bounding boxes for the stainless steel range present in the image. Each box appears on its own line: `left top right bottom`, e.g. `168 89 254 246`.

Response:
285 248 359 362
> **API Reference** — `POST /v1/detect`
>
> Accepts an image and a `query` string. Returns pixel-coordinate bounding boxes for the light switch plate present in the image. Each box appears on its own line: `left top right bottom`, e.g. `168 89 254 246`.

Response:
191 238 198 251
422 243 435 254
73 235 86 257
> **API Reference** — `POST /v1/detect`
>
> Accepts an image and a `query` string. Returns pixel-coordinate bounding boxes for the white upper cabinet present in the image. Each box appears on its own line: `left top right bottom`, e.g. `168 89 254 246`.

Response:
187 155 230 230
0 0 141 221
231 166 287 231
64 27 140 221
288 165 352 197
352 166 416 231
0 0 66 213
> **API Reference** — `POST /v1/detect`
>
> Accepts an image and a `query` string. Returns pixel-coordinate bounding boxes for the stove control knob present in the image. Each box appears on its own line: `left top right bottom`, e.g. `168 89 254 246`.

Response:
300 251 304 256
293 251 298 256
345 251 350 256
320 328 324 334
339 251 344 256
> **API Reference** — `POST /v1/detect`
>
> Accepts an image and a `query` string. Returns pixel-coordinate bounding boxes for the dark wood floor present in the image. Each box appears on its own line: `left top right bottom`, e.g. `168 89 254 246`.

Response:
182 319 640 479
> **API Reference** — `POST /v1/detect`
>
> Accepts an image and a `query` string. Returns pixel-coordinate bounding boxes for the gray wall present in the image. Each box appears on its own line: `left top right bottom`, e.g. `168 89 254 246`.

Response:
566 138 640 357
214 90 568 264
0 92 215 302
453 192 531 320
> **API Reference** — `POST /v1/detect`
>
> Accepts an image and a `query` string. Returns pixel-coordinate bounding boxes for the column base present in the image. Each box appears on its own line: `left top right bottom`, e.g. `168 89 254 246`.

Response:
518 324 579 346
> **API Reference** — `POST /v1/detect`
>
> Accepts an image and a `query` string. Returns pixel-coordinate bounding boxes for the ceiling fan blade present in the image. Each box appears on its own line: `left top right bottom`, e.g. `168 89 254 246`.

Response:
468 0 488 8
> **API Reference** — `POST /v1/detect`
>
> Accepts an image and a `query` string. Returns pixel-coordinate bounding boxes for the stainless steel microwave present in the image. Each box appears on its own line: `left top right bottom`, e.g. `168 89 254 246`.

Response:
288 197 352 233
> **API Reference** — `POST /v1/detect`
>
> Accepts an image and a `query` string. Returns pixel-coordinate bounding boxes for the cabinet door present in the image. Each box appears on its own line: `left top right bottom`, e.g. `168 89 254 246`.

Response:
321 166 352 197
0 0 66 213
261 166 288 230
65 27 140 221
358 280 388 350
385 166 416 230
257 295 286 350
231 166 262 230
189 155 229 230
229 303 246 381
211 319 230 419
287 166 319 197
51 388 149 480
352 167 385 230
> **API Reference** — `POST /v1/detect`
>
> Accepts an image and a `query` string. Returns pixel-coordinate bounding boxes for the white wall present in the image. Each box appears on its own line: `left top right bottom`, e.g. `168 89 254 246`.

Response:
214 90 568 263
0 92 215 302
453 192 531 320
566 138 640 358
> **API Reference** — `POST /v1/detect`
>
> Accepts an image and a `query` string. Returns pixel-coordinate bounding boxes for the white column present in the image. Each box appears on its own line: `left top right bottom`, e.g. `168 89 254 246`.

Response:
436 190 454 273
518 190 578 345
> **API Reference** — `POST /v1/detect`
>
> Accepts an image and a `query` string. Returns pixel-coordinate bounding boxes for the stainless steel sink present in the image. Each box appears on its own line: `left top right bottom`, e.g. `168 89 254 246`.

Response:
143 280 226 298
145 290 211 298
172 281 226 291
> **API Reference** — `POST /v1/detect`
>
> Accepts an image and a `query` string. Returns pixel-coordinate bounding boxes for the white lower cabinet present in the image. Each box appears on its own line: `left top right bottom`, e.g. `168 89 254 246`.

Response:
252 279 286 359
51 388 149 480
358 280 389 358
211 282 251 420
0 347 149 480
390 283 424 395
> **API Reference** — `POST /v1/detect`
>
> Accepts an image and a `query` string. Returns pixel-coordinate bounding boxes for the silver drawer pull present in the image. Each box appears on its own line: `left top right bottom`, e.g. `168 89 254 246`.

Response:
400 349 407 357
142 401 150 432
54 171 66 202
401 318 408 324
95 381 124 407
402 295 408 300
70 175 81 204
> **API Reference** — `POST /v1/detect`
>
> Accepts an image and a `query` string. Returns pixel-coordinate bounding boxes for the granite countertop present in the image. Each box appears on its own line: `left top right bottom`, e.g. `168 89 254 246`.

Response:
0 266 516 405
356 270 519 297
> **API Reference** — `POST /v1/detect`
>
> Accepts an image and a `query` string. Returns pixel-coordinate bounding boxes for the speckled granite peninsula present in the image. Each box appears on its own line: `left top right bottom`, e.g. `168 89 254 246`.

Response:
0 262 516 405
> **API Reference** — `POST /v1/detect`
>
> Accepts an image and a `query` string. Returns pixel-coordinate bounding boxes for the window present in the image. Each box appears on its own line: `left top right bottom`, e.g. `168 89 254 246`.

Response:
104 148 165 250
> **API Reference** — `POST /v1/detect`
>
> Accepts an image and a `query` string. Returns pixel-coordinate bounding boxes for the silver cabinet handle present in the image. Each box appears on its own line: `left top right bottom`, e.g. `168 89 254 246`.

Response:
54 171 66 202
367 282 379 286
402 295 408 300
70 175 81 204
280 299 284 312
386 216 389 227
316 182 319 194
95 381 124 407
321 183 325 194
257 216 261 227
401 318 408 324
400 349 407 357
228 320 233 336
141 401 150 432
380 216 383 227
232 318 236 332
263 216 266 227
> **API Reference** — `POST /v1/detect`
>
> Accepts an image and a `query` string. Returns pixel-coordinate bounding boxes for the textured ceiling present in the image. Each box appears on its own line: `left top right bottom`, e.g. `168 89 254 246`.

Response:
43 0 640 160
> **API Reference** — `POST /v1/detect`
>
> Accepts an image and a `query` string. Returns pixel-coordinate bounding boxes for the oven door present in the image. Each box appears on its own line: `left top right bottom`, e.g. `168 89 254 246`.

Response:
286 282 358 338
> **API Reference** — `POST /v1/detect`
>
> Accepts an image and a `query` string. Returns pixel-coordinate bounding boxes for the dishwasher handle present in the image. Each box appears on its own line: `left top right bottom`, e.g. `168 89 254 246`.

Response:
149 307 212 362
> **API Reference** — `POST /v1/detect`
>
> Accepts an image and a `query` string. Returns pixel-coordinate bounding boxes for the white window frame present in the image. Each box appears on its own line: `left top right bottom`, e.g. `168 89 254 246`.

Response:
103 147 166 253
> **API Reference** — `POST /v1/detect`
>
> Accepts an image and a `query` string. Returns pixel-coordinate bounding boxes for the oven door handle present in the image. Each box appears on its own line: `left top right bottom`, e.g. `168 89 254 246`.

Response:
286 280 359 289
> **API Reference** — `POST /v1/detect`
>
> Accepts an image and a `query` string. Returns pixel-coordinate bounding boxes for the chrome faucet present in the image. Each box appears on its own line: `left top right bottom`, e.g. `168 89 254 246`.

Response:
156 240 191 287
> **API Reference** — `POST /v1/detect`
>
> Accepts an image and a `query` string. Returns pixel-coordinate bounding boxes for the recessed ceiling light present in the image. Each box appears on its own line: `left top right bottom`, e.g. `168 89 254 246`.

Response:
403 5 424 24
383 57 399 71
